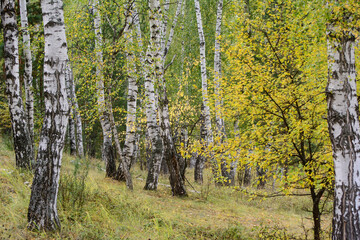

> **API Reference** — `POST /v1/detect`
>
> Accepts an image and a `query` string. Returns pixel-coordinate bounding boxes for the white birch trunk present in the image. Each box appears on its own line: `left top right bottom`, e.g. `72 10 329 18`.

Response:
214 0 225 136
93 0 116 177
144 0 164 190
108 93 133 189
123 6 137 169
65 65 76 155
28 0 69 231
113 6 135 189
194 0 213 144
1 0 34 169
65 64 84 157
19 0 34 146
326 14 360 239
160 0 170 55
71 73 84 157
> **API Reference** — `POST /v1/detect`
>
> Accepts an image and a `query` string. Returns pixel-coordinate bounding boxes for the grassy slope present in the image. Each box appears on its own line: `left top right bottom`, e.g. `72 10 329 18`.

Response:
0 138 331 239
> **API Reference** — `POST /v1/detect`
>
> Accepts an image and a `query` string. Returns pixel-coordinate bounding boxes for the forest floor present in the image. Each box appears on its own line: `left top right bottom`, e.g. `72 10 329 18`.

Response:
0 137 332 239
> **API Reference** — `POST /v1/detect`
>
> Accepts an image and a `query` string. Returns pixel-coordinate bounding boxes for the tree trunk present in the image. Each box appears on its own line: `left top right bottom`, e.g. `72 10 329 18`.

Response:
311 187 325 240
65 64 82 156
194 0 213 145
195 107 206 184
27 0 69 231
326 8 360 239
194 0 213 182
159 88 187 196
163 0 183 58
68 115 76 155
19 0 34 148
256 165 266 189
116 4 138 184
71 72 84 158
214 0 225 137
144 0 164 190
1 0 34 169
109 97 133 190
93 0 116 178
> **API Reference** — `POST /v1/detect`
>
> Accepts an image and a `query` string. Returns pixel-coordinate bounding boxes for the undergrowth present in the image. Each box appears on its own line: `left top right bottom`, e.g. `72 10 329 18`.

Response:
0 138 332 239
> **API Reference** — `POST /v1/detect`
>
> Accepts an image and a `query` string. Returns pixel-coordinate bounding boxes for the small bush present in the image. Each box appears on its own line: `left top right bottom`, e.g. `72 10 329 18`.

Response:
58 158 89 216
254 224 300 240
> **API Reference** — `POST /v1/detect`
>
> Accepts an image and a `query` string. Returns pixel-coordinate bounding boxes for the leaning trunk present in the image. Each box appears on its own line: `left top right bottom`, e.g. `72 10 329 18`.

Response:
1 0 34 169
326 8 360 239
27 0 69 231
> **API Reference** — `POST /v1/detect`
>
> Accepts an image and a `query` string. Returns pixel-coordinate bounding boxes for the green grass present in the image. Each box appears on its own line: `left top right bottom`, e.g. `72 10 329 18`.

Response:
0 139 332 239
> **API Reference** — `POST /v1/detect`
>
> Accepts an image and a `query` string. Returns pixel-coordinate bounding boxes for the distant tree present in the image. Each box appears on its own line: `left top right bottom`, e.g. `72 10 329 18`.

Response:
92 0 117 178
19 0 34 149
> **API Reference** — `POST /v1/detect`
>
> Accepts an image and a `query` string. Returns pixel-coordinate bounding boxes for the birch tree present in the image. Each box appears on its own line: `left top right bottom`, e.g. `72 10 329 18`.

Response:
19 0 34 146
66 64 84 157
326 1 360 238
93 0 116 178
213 0 236 185
28 0 69 230
1 0 34 169
115 3 138 184
194 0 213 181
144 0 165 190
214 0 225 137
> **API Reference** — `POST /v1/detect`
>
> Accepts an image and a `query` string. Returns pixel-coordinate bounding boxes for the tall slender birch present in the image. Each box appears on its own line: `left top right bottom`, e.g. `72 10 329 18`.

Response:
27 0 69 231
326 3 360 238
214 0 225 136
66 65 76 155
114 5 136 189
71 73 84 157
213 0 234 185
194 0 213 144
163 0 183 58
65 64 84 157
19 0 34 146
1 0 34 169
158 0 187 195
194 0 213 181
93 0 116 178
144 0 164 190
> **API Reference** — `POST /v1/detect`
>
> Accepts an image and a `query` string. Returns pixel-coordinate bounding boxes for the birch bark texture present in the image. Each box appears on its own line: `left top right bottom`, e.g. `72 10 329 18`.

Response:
144 0 164 190
326 4 360 238
28 0 69 231
1 0 34 169
115 4 137 186
93 0 116 178
19 0 34 146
